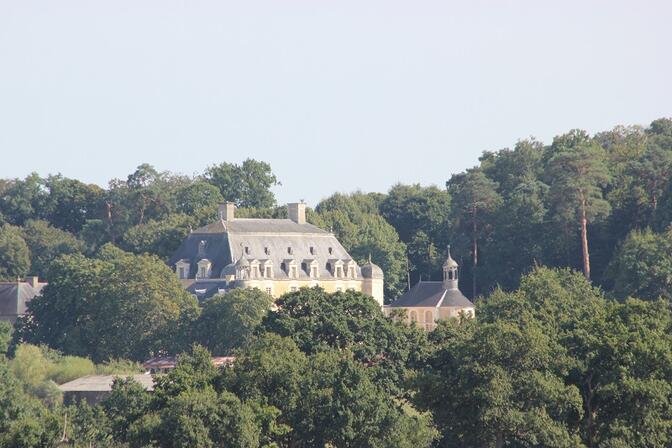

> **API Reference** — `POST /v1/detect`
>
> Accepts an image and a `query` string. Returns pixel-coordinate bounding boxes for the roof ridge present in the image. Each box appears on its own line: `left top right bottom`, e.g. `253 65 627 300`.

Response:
435 289 448 308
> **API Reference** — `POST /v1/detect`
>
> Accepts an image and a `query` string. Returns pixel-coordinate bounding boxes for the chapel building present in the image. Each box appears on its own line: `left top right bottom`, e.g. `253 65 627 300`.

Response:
385 247 474 330
169 202 384 305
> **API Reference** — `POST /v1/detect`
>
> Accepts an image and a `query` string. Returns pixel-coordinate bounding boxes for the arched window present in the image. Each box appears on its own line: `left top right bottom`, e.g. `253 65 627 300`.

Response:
410 311 418 323
425 310 433 324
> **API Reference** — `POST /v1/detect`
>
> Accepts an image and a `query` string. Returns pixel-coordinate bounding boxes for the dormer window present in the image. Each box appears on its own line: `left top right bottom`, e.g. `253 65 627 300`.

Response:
264 247 270 256
282 260 298 278
345 260 357 278
175 260 190 279
308 260 319 278
309 246 315 255
328 259 344 278
196 259 212 279
261 260 273 278
244 246 250 255
249 260 261 279
287 246 293 255
328 247 333 255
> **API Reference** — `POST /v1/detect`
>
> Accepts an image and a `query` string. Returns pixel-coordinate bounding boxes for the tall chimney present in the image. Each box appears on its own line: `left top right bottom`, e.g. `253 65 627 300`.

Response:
26 276 39 288
219 202 236 221
288 202 306 224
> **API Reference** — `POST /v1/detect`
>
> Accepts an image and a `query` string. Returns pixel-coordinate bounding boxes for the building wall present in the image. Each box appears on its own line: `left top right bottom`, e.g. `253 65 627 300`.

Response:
362 278 384 307
385 305 475 331
237 278 367 299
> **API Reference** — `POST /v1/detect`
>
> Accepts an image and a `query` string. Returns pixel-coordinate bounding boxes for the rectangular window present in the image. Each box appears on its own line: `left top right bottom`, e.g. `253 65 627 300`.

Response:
290 286 298 292
266 287 272 295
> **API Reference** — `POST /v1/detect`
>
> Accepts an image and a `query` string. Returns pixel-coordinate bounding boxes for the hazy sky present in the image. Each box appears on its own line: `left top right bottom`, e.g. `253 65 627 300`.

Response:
1 1 670 206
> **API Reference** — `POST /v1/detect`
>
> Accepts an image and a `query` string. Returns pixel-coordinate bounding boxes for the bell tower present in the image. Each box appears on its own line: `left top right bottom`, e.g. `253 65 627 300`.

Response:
442 245 459 290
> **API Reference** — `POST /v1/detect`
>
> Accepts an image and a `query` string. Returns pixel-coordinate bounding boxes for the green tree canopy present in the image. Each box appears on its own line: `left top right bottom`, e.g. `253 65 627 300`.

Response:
18 245 200 361
21 220 84 279
0 223 31 281
204 158 280 208
194 288 273 356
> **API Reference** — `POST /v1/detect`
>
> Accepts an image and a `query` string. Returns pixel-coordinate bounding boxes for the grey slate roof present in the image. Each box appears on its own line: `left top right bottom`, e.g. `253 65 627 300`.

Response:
0 281 46 321
186 280 230 301
169 218 368 280
193 219 329 235
388 281 473 308
58 374 155 392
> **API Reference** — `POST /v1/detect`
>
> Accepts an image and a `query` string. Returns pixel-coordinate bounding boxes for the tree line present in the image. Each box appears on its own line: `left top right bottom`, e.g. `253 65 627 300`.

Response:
1 117 672 446
2 118 672 301
2 267 671 447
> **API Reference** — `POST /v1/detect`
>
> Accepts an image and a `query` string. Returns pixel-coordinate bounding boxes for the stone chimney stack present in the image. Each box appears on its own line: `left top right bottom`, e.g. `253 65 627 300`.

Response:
26 276 40 288
288 202 306 224
219 202 236 221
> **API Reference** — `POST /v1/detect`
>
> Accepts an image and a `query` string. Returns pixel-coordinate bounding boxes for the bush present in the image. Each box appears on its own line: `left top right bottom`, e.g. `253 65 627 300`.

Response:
48 355 96 384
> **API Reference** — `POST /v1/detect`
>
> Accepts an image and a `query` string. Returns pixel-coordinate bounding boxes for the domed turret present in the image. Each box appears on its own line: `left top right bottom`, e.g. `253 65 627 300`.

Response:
361 254 384 306
361 255 384 280
443 246 459 290
235 257 250 280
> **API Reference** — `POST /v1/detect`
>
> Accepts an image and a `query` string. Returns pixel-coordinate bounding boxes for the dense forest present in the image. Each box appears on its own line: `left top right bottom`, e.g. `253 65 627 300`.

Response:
1 118 672 447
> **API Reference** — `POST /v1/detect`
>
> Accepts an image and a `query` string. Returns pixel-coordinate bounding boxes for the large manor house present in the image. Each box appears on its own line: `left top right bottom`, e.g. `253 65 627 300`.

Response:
169 202 474 329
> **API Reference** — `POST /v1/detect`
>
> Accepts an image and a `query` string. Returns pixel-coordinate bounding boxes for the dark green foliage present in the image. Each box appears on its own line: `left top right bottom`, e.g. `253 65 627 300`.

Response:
18 245 200 361
121 213 195 260
262 287 429 394
0 321 12 355
314 192 408 298
0 224 31 281
21 220 84 279
447 168 502 297
415 267 672 447
222 334 438 448
195 288 273 355
606 228 672 300
379 184 451 283
204 158 280 208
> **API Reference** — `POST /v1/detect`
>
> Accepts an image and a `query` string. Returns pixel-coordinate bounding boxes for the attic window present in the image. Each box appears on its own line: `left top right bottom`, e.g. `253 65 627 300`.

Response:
245 246 250 255
328 247 333 255
264 247 270 255
309 246 315 255
287 246 293 255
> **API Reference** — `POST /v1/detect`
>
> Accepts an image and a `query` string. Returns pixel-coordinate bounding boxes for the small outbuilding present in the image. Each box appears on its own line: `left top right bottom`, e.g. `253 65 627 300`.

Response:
0 277 46 323
58 374 155 405
385 247 474 331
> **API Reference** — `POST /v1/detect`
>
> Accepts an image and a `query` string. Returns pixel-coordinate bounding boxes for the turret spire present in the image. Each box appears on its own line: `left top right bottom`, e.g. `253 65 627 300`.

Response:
443 245 459 290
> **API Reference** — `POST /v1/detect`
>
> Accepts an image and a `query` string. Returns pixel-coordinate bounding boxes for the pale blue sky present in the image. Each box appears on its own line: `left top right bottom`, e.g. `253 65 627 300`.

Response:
1 1 670 206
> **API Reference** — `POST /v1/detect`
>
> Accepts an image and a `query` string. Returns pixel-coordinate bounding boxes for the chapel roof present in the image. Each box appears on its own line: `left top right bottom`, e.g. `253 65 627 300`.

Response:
388 281 473 308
